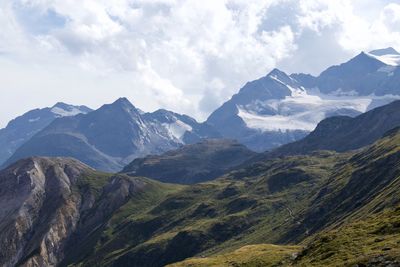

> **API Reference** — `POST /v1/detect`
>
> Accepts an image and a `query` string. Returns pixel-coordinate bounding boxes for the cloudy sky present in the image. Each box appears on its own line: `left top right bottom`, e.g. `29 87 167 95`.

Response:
1 0 400 127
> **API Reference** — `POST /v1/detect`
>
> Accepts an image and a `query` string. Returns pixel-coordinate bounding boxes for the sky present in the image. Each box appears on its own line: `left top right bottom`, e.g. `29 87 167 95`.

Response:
1 0 400 127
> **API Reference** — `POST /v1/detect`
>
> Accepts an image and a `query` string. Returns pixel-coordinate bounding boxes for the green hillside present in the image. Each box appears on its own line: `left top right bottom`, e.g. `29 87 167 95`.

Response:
170 205 400 267
71 129 400 267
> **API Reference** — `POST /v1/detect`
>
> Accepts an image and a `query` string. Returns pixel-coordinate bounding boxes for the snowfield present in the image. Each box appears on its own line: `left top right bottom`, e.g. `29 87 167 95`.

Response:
238 89 400 132
51 106 86 117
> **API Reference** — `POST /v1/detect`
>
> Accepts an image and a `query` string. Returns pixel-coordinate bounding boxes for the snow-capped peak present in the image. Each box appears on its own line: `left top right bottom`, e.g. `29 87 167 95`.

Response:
268 71 306 97
366 47 400 66
51 103 91 117
267 68 288 77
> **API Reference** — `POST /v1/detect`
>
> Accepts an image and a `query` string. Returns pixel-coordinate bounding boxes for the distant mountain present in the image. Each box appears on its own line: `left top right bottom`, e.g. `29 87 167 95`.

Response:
4 98 218 172
0 103 91 166
142 109 221 144
269 100 400 157
2 49 398 167
206 69 310 151
296 48 400 96
206 48 400 152
122 139 257 184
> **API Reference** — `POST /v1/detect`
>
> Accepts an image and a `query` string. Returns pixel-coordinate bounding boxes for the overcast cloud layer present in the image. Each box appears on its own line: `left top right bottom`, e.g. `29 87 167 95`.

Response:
1 0 400 127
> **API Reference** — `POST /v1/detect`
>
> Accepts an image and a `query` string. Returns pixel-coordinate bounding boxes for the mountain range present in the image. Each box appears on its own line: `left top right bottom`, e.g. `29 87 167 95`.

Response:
1 48 400 267
206 47 400 151
3 98 219 172
1 48 400 171
1 98 400 266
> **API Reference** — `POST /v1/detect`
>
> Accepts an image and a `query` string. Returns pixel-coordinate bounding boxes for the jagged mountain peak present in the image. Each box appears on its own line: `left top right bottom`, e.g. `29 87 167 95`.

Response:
266 68 296 85
4 97 218 171
51 102 92 117
97 97 142 119
148 109 195 123
345 51 385 65
110 97 136 109
151 108 180 117
53 102 72 109
232 69 292 104
113 97 131 105
267 68 288 77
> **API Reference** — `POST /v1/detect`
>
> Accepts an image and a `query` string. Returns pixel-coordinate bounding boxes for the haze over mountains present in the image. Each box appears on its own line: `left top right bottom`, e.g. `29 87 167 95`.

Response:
1 48 400 172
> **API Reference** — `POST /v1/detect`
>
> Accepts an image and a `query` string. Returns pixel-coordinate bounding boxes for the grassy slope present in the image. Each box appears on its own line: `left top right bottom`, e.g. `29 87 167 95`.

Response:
171 130 400 267
72 130 400 267
75 152 344 266
279 127 400 243
66 171 185 267
294 206 400 266
169 244 300 267
171 205 400 267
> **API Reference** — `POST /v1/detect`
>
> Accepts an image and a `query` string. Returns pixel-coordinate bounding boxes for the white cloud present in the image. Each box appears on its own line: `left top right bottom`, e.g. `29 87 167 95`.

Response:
275 0 400 74
293 0 400 54
336 2 400 53
0 0 400 127
381 3 400 31
297 0 350 32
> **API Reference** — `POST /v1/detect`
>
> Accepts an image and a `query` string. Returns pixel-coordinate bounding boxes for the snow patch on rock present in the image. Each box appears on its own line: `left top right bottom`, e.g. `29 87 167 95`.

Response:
163 120 193 140
366 52 400 66
28 117 41 123
51 106 86 117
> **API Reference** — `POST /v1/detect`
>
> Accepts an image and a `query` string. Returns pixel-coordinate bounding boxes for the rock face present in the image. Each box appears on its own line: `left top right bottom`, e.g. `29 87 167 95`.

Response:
122 139 258 184
0 103 92 166
0 157 88 267
0 157 148 267
4 98 219 172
